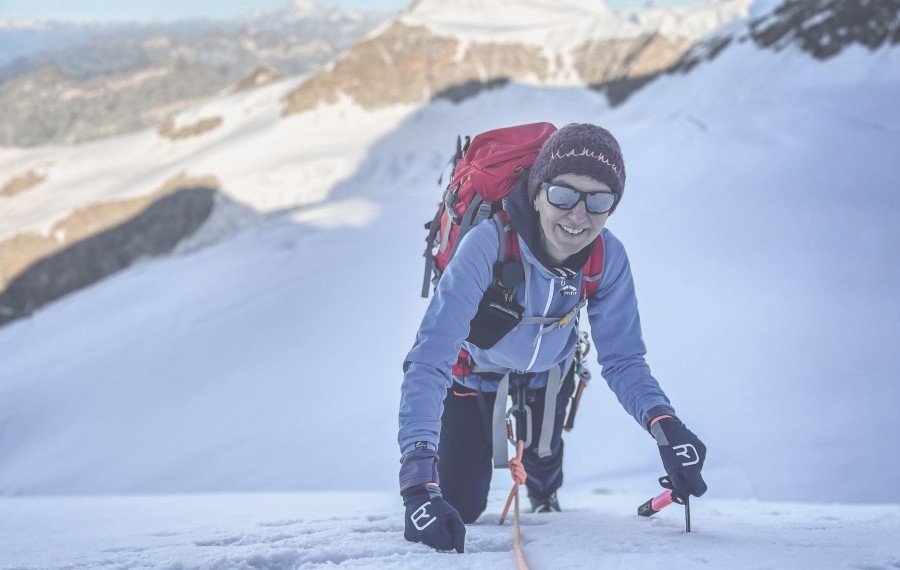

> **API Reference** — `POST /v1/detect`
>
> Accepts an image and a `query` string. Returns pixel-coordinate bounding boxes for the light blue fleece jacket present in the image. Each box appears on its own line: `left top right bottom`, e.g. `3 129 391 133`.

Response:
398 220 675 455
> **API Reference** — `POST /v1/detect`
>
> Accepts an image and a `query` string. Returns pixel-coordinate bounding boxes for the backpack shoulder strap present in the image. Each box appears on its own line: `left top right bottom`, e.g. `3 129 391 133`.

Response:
581 234 605 299
491 210 520 264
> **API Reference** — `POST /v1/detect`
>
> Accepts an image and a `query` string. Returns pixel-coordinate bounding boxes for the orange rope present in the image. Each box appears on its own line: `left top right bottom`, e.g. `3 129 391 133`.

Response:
513 486 528 570
499 441 529 570
500 484 516 525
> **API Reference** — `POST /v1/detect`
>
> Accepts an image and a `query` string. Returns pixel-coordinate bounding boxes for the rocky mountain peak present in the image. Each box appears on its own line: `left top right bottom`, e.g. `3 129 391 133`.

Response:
282 0 752 115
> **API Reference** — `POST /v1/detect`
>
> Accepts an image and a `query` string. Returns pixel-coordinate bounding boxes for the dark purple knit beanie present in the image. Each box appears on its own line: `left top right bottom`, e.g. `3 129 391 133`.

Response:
527 123 626 206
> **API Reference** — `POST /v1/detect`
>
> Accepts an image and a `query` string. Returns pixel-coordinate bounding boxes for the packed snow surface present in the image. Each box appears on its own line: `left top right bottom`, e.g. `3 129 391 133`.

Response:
2 490 899 569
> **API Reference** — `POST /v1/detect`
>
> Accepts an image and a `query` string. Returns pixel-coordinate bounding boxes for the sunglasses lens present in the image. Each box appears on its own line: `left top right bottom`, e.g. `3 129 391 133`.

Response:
585 192 616 214
546 185 581 209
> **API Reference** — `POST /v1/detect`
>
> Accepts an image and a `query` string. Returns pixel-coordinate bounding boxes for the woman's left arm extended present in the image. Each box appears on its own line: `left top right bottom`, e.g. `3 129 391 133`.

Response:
586 231 675 428
587 231 707 499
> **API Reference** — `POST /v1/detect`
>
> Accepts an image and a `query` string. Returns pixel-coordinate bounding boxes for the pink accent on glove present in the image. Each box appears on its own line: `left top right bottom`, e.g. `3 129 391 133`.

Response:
649 414 674 428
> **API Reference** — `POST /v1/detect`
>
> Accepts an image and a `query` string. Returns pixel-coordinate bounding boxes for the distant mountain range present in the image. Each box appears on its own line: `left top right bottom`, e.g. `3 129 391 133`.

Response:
0 1 389 79
0 1 390 146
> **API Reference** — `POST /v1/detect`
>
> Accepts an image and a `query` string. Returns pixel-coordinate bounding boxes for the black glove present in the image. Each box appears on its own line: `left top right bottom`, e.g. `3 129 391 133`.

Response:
402 484 466 553
650 416 707 500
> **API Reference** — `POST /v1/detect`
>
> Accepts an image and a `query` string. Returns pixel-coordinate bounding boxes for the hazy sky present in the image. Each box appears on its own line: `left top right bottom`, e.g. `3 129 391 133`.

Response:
0 0 701 22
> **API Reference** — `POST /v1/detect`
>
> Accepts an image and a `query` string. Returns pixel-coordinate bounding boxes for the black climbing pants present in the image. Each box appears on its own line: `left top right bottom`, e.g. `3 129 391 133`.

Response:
436 375 574 523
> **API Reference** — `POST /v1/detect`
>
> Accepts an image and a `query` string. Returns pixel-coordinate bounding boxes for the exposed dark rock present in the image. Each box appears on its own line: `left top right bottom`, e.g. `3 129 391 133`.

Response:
0 187 216 326
751 0 900 59
668 0 897 78
595 74 662 106
431 78 511 104
674 35 734 74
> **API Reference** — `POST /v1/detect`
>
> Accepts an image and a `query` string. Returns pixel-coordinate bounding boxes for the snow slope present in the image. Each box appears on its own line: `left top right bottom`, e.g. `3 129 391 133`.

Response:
2 34 898 502
0 76 413 241
2 489 899 569
0 2 899 566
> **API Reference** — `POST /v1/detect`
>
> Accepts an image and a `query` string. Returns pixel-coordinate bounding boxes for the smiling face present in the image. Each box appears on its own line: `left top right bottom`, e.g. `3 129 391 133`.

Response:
534 173 610 266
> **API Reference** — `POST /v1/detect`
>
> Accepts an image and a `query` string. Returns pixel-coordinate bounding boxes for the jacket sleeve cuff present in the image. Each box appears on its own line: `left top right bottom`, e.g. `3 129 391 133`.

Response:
399 449 440 492
400 440 437 454
643 405 677 431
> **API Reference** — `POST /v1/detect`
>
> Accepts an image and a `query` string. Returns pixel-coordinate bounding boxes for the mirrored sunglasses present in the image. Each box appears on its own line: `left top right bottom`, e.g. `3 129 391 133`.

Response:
540 182 617 215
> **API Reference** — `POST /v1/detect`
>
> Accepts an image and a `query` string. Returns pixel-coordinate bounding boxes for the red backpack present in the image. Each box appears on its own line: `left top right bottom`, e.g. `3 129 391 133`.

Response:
421 122 604 302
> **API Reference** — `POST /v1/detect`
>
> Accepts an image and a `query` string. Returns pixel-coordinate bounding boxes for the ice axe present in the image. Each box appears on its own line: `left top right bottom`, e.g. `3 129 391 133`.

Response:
637 476 691 532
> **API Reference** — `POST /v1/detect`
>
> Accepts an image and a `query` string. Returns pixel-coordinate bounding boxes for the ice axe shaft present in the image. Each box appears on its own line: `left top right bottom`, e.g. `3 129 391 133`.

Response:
563 378 587 432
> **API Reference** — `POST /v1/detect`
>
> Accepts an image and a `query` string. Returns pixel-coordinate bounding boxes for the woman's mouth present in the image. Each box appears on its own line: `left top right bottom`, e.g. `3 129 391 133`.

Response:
558 224 586 237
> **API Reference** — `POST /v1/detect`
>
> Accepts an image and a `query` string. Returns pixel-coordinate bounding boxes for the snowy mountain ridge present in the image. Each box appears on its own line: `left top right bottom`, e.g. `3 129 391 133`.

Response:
281 0 754 116
404 0 753 45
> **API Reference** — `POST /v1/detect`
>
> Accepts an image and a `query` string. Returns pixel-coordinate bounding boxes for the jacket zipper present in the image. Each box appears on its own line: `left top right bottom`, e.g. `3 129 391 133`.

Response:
525 272 556 371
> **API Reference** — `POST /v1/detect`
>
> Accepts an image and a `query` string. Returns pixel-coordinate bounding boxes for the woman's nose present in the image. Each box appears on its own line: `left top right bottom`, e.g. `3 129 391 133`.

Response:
568 200 590 222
